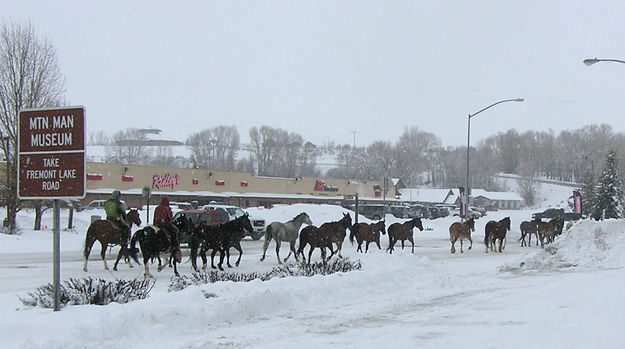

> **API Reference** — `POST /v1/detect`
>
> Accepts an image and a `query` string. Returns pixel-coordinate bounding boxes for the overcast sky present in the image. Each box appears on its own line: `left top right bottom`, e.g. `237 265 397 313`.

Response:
4 1 625 148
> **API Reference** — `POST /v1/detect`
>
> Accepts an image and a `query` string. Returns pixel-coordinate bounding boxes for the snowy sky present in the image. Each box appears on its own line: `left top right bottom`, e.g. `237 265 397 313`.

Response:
3 1 625 147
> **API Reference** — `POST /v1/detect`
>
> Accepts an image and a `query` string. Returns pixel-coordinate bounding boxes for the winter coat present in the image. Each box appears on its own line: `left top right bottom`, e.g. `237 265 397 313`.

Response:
153 197 173 228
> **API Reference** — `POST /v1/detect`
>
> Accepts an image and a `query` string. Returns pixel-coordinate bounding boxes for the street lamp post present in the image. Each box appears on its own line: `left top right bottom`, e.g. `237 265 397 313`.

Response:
464 98 524 219
583 58 625 66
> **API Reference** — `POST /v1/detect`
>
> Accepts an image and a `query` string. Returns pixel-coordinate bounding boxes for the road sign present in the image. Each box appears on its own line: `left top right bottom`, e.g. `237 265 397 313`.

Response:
17 106 86 199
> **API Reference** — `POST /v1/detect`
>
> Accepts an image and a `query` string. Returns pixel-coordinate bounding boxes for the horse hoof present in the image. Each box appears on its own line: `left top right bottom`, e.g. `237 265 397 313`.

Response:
129 265 134 269
235 262 240 267
112 267 117 271
83 267 87 272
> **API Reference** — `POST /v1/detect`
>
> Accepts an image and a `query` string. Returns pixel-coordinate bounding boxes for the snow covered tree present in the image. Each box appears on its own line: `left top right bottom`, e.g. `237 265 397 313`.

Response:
591 150 625 220
0 23 65 233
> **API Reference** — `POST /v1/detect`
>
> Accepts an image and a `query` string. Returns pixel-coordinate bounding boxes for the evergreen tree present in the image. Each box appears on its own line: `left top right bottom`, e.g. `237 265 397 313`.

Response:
591 150 625 220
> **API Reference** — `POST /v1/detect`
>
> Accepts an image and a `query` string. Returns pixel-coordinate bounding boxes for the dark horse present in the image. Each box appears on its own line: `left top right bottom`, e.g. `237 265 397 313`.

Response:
296 225 334 264
387 218 423 254
130 223 182 278
318 213 352 259
449 217 475 254
83 209 142 272
190 215 254 271
484 216 511 253
519 218 540 247
537 217 564 248
350 220 387 253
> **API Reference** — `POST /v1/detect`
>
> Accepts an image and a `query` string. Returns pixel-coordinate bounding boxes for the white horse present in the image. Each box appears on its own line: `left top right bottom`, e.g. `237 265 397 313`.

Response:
260 212 313 264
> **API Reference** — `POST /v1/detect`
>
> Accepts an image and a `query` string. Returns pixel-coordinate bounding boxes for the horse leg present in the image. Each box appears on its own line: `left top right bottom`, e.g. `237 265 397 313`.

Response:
460 239 464 253
401 240 405 250
365 241 370 253
83 234 97 272
336 242 343 259
234 243 243 267
450 237 456 254
210 249 218 269
113 248 125 270
468 236 473 251
217 249 225 271
260 235 271 262
290 240 300 262
307 247 314 265
159 254 169 272
144 256 153 278
409 236 415 253
226 248 233 268
388 237 396 254
357 241 362 253
375 238 381 251
275 239 282 264
101 243 110 270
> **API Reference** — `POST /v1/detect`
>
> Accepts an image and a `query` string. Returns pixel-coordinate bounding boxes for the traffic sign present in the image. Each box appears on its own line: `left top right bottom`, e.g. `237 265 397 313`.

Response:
17 106 86 199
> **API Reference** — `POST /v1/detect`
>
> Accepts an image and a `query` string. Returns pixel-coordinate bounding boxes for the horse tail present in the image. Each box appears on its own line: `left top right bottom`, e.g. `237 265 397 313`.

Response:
349 224 357 245
129 229 142 264
84 225 95 259
265 224 274 241
297 227 308 257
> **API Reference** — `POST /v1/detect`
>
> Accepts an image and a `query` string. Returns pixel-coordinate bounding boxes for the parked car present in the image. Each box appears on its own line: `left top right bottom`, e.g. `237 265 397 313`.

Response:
470 206 487 217
356 204 390 220
389 205 411 219
411 205 430 219
82 199 127 211
172 209 227 244
428 206 441 219
437 207 450 218
202 204 266 240
169 201 193 211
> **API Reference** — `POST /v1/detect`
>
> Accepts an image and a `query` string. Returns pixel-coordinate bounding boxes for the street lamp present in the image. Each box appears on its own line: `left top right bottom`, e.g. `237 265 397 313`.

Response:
464 98 524 219
583 57 625 66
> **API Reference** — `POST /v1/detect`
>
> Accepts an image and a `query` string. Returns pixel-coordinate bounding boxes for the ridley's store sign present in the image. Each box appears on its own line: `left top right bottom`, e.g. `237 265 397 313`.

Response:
152 173 181 189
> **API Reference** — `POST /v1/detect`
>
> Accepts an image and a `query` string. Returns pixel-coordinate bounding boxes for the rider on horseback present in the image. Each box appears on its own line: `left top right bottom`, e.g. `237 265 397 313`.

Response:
153 196 174 243
104 190 130 247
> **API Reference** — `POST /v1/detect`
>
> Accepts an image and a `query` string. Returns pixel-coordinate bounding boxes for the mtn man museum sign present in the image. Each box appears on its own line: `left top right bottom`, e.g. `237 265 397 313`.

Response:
17 106 86 199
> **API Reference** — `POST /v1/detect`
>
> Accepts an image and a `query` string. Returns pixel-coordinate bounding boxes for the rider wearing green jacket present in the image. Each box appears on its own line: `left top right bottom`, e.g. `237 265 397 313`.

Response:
104 190 130 245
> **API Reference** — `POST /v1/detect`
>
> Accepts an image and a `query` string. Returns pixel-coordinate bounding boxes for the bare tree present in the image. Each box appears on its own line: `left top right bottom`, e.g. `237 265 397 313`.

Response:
106 128 151 164
0 23 65 233
187 126 240 170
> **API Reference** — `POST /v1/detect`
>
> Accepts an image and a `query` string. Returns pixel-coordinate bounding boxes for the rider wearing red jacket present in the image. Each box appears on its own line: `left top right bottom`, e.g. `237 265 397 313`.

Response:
153 197 173 230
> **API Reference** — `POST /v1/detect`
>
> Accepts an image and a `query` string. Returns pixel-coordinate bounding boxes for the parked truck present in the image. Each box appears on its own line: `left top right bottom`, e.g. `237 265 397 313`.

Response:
531 208 581 221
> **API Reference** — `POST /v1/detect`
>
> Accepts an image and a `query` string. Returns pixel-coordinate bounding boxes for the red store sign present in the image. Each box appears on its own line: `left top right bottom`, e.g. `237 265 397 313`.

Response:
153 173 181 189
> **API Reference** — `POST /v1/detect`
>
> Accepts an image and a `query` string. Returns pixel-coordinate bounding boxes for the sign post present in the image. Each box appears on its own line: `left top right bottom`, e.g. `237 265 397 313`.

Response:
18 106 86 311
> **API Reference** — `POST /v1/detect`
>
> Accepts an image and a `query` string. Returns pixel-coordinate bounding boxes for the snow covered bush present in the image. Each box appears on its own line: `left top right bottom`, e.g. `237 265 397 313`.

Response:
169 258 362 292
19 277 155 308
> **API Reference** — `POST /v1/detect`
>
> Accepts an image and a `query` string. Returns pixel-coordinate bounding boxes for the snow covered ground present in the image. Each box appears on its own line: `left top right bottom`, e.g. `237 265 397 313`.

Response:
1 186 624 348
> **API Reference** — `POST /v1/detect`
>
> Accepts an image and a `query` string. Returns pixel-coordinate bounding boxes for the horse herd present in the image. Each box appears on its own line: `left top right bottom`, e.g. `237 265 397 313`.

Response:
82 209 567 278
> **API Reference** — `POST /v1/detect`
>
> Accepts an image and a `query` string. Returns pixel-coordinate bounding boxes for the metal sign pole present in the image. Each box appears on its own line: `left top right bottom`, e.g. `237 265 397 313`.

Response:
53 199 60 311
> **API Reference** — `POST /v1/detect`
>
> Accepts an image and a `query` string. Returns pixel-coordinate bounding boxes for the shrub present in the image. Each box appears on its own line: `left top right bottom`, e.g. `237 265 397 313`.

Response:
169 258 362 292
20 277 155 308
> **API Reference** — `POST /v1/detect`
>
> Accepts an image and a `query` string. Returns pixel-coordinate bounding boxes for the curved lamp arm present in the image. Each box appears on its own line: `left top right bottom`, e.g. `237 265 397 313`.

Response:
469 98 524 119
584 58 625 66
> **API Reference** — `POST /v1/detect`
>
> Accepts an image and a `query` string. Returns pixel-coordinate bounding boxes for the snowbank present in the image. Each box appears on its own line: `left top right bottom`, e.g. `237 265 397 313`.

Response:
503 219 625 272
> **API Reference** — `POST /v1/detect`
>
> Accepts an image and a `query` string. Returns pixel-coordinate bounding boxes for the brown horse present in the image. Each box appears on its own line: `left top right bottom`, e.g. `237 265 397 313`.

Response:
387 218 423 254
349 220 386 253
484 216 510 253
449 217 475 254
537 217 563 248
318 213 352 259
297 225 334 264
519 218 540 247
83 209 142 272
